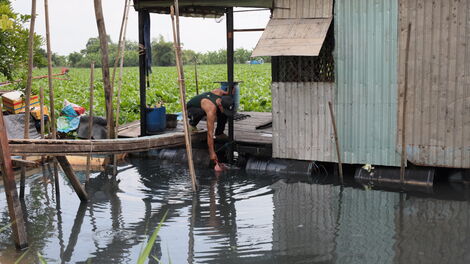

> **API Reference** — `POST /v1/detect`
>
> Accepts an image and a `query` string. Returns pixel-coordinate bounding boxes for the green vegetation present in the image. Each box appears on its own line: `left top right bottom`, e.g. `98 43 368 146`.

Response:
6 64 271 125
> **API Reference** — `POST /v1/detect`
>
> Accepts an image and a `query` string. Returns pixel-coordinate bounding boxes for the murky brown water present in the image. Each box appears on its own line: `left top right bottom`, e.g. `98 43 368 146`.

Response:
1 157 470 263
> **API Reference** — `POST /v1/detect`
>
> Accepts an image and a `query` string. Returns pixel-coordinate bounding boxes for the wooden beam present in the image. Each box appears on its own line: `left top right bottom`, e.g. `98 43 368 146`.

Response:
56 156 88 202
0 106 28 249
11 158 38 167
9 131 207 156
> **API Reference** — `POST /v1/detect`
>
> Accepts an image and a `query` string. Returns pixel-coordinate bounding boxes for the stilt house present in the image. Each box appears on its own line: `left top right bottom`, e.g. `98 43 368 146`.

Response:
134 0 470 169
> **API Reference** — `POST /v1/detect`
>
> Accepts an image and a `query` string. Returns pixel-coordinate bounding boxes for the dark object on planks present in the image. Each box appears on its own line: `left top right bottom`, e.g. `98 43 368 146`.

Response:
256 120 272 130
166 114 178 129
233 113 250 121
3 113 41 139
77 116 107 139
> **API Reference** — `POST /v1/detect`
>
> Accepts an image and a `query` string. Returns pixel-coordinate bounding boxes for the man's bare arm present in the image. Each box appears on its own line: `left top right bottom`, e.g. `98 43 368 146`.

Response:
201 100 218 161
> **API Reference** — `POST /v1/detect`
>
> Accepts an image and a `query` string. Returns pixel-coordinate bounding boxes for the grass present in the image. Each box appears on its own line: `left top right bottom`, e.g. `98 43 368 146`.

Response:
2 64 272 125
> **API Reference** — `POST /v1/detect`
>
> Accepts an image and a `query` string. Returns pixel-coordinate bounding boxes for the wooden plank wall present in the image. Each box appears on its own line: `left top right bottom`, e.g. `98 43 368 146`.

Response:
398 0 470 168
272 82 335 161
273 0 333 18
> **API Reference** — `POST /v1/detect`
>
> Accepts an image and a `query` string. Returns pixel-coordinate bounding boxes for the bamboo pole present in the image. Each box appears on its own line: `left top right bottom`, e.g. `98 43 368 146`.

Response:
86 63 95 183
171 3 197 191
44 0 60 198
21 0 37 199
24 0 36 140
114 0 131 136
93 0 114 140
328 101 343 182
400 23 412 184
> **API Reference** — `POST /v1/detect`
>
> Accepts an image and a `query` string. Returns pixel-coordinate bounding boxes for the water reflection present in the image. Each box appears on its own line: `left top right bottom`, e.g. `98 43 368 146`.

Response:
0 158 469 263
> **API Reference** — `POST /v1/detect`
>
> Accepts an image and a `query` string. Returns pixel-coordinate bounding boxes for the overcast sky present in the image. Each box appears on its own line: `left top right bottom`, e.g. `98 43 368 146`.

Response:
11 0 270 56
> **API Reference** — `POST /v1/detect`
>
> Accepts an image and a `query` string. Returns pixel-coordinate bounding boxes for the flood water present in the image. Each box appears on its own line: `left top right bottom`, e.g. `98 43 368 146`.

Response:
1 157 470 264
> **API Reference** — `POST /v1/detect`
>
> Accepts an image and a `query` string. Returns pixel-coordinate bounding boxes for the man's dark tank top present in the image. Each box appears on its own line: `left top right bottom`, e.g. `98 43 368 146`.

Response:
187 92 221 108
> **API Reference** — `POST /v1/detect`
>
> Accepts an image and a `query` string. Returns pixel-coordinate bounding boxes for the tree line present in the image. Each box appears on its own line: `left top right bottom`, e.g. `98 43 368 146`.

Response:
53 35 270 68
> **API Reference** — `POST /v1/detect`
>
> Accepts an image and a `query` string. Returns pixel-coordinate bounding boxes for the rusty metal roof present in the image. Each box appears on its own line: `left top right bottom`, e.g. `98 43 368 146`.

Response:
133 0 272 17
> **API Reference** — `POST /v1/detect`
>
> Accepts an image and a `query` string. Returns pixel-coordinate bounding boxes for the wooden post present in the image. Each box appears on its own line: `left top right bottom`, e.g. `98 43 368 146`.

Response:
86 63 95 183
171 3 197 191
328 101 344 182
226 7 235 161
56 156 88 202
93 0 114 140
138 11 147 137
0 106 28 249
400 23 412 184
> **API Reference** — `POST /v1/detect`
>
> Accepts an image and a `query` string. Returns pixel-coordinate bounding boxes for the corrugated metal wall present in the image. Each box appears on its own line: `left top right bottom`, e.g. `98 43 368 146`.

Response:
398 0 470 168
273 0 333 18
272 82 335 161
335 0 401 166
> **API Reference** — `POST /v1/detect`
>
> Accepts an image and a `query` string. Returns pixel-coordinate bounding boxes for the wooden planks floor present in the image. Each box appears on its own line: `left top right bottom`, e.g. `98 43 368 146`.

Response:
118 111 273 145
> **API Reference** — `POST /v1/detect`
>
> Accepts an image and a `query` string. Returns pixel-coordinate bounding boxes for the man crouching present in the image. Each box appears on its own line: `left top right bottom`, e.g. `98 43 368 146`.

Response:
187 88 235 165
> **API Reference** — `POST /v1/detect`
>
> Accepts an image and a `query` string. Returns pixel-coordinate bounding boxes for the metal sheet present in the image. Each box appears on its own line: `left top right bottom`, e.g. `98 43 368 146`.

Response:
273 0 333 19
252 18 332 57
272 82 335 161
335 0 401 166
398 0 470 168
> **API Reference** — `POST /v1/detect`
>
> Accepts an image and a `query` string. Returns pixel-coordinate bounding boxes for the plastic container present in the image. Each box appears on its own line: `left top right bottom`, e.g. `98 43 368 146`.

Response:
146 107 166 132
219 82 240 111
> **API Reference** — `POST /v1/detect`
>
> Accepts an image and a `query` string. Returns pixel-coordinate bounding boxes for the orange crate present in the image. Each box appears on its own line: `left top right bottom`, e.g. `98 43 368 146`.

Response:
2 94 39 114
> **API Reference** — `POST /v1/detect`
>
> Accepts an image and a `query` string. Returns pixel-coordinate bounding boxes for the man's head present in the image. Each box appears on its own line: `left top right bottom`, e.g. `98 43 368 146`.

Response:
217 96 235 117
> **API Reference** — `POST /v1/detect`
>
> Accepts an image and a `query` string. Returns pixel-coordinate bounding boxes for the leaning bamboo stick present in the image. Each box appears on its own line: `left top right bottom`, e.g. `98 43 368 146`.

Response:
171 3 197 191
44 0 56 139
93 0 114 140
21 0 37 199
24 0 36 140
86 63 95 183
328 101 343 183
114 0 131 135
400 23 412 184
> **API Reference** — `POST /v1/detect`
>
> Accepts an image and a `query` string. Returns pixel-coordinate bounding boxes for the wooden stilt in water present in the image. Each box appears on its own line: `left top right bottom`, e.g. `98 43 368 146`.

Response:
0 106 28 249
56 156 88 202
400 23 412 185
328 101 344 183
86 63 95 183
171 2 198 191
44 0 60 198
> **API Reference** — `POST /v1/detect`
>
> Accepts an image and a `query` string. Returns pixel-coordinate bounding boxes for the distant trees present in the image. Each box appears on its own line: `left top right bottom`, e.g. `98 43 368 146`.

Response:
0 0 45 80
63 35 267 68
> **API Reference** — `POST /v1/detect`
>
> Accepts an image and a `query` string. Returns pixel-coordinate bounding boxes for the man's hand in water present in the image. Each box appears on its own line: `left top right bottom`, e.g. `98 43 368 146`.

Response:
210 152 217 163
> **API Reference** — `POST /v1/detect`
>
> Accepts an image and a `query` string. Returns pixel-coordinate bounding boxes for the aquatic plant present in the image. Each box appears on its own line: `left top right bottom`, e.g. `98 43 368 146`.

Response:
137 210 168 264
0 64 271 125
